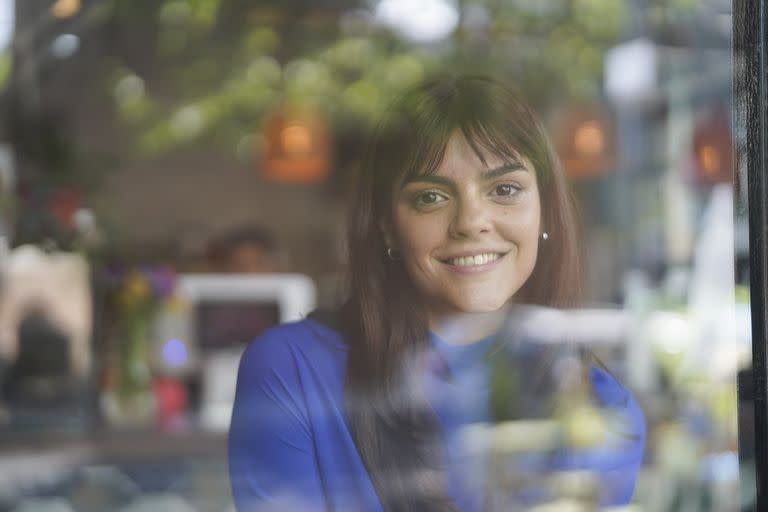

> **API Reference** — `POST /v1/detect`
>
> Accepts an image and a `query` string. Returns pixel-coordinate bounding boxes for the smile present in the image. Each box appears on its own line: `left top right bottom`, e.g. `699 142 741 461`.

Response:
443 252 505 267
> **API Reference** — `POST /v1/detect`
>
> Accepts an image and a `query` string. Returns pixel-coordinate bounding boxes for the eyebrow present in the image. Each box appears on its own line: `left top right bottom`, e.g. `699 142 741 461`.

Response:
481 162 527 180
403 162 527 187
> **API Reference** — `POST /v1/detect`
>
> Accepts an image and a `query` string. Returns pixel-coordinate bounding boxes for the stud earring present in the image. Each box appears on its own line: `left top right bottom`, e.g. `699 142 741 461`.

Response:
542 232 549 241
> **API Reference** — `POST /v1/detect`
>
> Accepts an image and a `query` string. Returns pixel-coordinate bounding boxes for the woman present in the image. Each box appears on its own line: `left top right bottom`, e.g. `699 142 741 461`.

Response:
229 74 645 511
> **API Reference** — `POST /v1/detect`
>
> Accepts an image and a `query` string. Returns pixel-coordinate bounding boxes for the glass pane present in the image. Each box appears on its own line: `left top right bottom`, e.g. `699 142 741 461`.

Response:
0 1 751 511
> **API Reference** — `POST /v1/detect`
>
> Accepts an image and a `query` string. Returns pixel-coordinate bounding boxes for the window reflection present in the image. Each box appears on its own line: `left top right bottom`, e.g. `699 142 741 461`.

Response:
0 1 746 511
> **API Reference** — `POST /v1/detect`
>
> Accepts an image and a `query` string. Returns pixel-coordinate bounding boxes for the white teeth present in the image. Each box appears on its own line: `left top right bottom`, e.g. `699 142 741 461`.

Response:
448 253 500 267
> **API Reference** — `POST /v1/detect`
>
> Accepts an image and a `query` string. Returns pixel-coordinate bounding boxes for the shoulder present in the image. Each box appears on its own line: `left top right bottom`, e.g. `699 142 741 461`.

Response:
238 317 348 382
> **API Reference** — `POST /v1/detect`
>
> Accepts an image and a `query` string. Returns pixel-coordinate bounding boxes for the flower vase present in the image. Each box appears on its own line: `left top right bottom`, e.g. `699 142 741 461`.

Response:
113 310 156 427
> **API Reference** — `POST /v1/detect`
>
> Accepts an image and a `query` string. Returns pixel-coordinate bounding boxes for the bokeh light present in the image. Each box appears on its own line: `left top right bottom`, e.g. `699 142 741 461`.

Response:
51 34 80 59
162 339 188 369
51 0 80 19
373 0 459 43
574 120 605 156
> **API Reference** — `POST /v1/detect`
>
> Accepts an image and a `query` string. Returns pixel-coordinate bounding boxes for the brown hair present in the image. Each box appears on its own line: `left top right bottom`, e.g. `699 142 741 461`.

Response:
342 74 582 510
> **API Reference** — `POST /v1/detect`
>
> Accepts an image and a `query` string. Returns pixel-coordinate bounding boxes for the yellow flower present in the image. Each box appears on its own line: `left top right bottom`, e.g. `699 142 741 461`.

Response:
118 272 152 309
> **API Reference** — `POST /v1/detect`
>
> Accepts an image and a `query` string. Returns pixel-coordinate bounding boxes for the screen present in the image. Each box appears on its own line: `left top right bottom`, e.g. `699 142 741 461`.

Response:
196 301 280 350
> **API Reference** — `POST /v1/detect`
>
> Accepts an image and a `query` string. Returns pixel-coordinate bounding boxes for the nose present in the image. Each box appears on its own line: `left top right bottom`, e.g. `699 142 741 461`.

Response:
449 195 492 239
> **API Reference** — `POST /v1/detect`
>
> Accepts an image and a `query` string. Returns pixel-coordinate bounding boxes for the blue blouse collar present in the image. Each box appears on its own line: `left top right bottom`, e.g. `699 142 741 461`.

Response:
428 330 497 377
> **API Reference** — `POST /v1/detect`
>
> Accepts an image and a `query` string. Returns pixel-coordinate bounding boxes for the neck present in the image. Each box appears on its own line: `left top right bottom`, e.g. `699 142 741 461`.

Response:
428 305 510 345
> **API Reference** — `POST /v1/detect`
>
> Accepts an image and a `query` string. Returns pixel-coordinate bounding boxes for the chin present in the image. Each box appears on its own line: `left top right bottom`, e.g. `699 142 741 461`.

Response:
453 296 510 314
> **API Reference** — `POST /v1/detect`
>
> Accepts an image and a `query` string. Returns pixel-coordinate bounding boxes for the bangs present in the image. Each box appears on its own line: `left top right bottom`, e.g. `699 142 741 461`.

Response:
372 73 553 205
399 119 528 184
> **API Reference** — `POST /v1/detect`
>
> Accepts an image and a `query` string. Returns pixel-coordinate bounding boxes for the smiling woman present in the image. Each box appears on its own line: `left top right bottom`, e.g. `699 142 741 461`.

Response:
387 133 542 326
228 74 645 511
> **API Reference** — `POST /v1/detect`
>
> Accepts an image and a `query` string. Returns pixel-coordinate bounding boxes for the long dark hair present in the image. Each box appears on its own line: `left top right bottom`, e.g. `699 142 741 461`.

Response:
342 74 583 510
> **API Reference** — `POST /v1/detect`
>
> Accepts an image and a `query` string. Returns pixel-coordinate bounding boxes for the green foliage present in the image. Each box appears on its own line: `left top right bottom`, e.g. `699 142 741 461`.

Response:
0 51 11 91
106 0 628 157
159 0 221 29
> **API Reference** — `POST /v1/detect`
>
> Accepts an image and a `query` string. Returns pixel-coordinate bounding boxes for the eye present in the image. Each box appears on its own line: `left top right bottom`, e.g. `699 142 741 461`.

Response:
413 190 447 207
492 183 521 197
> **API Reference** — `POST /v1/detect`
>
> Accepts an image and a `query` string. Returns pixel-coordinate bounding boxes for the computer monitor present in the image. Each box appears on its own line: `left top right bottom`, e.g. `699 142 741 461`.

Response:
151 273 316 431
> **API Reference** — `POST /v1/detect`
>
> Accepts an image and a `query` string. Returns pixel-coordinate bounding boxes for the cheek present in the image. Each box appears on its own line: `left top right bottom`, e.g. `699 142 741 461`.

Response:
394 210 447 262
516 204 542 278
498 205 541 243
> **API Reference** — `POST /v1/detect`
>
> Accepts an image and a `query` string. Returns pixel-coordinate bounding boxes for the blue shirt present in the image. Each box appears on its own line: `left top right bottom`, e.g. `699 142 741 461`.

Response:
228 318 645 511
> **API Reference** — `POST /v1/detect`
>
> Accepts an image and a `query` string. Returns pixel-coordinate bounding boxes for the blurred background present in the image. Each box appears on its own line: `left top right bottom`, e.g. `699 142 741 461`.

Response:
0 0 749 511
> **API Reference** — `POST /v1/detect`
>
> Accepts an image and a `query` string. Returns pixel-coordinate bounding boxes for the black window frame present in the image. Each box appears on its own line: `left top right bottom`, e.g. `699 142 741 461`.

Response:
735 1 768 509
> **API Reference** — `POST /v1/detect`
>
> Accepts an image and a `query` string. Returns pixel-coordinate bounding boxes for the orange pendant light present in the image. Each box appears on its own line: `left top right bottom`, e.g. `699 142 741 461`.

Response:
261 106 331 183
